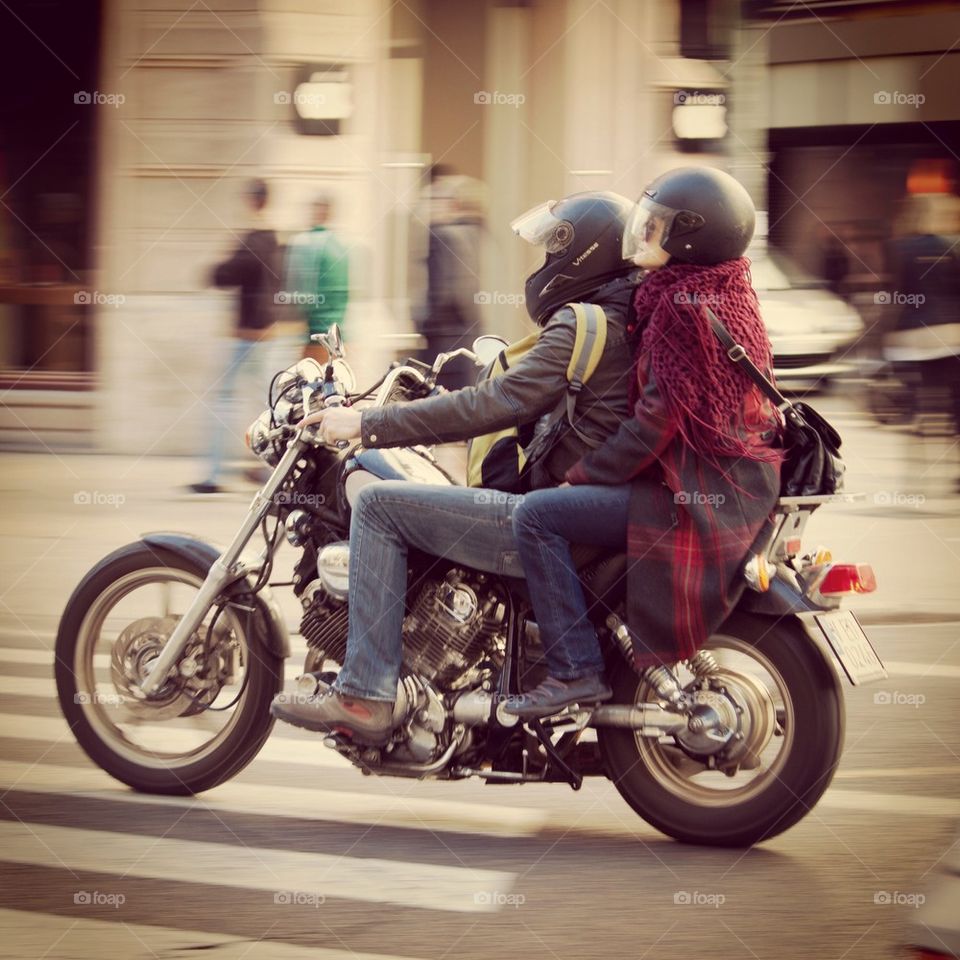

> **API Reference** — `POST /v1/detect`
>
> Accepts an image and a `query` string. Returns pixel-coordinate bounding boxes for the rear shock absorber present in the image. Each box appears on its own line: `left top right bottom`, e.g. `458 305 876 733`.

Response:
606 614 689 711
687 649 720 679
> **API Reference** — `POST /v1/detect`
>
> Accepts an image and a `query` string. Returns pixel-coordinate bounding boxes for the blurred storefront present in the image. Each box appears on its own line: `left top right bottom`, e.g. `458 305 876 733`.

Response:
3 0 844 454
741 0 960 319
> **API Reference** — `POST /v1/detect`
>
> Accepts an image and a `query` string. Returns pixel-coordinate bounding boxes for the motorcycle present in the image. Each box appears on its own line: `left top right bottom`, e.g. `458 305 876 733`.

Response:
55 324 887 847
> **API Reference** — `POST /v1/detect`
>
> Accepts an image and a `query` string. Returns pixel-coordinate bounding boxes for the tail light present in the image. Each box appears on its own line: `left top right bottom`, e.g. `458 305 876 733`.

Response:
818 563 877 596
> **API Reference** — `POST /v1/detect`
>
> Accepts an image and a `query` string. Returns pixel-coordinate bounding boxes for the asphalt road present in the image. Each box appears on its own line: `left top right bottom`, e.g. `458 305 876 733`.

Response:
0 392 958 959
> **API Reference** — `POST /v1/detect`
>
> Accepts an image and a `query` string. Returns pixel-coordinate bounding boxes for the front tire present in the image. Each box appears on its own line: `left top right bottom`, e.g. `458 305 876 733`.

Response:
600 612 844 847
55 542 285 795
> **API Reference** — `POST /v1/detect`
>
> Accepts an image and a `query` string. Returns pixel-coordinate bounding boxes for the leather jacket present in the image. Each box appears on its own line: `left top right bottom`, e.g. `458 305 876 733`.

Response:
360 274 638 488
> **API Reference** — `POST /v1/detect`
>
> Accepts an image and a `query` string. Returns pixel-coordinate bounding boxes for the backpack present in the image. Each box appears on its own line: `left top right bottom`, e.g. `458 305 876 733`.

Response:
466 302 608 493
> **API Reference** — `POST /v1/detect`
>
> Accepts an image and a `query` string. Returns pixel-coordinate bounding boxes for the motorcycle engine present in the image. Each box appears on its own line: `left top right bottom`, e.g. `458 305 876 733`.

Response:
400 569 505 685
298 567 505 764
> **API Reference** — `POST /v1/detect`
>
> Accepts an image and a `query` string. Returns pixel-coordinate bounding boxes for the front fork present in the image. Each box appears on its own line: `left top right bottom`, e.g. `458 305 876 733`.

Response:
139 439 306 696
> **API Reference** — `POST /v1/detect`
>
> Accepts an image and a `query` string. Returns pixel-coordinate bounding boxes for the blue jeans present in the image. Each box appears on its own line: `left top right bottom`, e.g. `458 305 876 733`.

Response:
333 481 628 701
203 338 268 485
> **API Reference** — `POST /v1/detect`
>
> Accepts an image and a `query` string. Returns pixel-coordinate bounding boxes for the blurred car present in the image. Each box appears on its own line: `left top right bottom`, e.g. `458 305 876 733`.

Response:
750 249 864 391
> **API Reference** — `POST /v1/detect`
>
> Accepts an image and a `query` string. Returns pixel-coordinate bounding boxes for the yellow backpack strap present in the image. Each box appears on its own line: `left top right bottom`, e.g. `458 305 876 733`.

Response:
565 302 608 389
560 302 608 448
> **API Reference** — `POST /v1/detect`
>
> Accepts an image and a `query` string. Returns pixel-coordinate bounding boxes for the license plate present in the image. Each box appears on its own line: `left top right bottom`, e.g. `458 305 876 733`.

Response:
815 610 887 685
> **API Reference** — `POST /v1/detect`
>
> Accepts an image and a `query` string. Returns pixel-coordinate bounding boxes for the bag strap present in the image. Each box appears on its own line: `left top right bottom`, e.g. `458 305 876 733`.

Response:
702 305 795 417
562 303 609 448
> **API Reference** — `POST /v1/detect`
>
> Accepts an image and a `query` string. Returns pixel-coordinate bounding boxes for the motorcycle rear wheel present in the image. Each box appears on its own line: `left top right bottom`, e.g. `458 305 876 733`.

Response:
599 611 844 847
55 542 284 796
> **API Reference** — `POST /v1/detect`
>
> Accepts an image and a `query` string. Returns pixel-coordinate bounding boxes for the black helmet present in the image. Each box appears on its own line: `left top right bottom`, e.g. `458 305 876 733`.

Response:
622 167 755 268
512 191 635 325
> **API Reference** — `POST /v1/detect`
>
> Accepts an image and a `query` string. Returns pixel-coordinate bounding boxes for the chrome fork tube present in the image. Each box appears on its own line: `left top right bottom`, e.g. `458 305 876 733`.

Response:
139 439 306 695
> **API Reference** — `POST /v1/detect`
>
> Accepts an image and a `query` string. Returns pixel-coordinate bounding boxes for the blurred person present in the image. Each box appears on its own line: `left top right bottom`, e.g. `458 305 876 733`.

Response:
506 168 782 717
270 192 639 741
414 174 486 391
283 191 349 364
189 178 280 495
820 225 850 301
883 193 960 487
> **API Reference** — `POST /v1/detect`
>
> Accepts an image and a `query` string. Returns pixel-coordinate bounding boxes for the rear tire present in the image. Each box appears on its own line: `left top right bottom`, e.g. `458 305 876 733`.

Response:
600 612 844 847
55 542 285 796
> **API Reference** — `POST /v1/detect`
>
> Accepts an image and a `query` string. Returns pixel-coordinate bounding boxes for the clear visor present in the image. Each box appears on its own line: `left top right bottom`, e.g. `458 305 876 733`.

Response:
510 201 575 254
622 197 675 268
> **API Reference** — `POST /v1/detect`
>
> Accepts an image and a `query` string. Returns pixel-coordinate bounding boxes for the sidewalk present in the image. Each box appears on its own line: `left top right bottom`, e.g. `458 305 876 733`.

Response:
1 392 958 641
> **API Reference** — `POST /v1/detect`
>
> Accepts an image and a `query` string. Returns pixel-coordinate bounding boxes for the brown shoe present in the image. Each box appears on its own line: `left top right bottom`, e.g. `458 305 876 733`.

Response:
270 680 394 746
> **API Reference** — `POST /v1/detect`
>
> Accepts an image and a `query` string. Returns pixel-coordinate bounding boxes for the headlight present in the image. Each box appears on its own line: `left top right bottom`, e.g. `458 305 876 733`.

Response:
245 410 281 466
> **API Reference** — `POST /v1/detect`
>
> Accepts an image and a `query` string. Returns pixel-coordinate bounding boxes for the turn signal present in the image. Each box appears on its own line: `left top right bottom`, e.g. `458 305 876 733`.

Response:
813 546 833 565
819 563 877 596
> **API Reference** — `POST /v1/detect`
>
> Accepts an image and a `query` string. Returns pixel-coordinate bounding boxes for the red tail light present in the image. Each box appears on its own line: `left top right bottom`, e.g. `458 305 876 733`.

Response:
819 563 877 595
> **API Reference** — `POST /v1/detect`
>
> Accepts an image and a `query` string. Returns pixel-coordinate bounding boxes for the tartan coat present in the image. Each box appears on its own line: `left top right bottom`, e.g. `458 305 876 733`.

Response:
565 351 781 668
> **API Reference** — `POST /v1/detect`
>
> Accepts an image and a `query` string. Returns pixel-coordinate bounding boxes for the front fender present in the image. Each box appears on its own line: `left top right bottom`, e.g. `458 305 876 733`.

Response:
141 532 291 659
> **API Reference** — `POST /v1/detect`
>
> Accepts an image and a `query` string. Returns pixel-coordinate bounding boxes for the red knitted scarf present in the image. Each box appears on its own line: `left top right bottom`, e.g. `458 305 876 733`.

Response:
632 257 779 462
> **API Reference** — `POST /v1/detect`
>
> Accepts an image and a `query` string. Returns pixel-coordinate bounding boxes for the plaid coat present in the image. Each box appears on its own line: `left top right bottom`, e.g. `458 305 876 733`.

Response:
565 352 781 668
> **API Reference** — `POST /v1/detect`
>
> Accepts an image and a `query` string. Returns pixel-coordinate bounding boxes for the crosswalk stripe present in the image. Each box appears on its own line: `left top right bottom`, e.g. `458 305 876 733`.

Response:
0 907 420 960
0 647 309 681
0 710 351 767
818 788 960 818
0 820 516 914
0 759 548 838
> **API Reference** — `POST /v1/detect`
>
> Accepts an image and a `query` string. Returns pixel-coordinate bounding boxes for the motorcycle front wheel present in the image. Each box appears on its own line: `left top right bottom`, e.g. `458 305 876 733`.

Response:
55 542 285 795
599 611 844 847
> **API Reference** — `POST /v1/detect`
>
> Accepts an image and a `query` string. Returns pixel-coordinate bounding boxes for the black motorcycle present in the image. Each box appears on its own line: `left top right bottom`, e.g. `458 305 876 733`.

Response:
56 325 886 847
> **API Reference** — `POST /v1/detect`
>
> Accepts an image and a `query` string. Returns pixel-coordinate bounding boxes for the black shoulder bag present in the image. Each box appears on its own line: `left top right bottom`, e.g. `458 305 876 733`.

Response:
705 306 845 497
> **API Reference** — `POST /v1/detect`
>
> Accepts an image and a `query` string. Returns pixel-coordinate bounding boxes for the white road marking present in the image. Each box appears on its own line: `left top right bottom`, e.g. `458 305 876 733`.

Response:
0 820 516 914
0 759 547 839
0 646 307 680
834 765 960 780
882 661 960 679
819 789 960 818
0 710 350 767
0 909 424 960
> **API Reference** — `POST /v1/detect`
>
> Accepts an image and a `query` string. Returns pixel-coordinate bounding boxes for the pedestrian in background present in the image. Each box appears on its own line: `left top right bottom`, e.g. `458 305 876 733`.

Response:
883 192 960 489
414 174 486 392
189 178 280 495
283 192 350 364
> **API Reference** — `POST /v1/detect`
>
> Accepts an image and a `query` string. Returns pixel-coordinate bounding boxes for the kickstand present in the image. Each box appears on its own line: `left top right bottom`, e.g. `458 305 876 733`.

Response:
529 719 583 791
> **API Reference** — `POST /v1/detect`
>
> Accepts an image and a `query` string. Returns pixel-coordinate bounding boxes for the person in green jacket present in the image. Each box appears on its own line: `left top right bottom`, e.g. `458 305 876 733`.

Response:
283 192 349 362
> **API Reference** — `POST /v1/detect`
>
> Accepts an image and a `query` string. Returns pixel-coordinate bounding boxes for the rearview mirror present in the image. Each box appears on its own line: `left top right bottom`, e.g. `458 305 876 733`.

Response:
471 335 508 367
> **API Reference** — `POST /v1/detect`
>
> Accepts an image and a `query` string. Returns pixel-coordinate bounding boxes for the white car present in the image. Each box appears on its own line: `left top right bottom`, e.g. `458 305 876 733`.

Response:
751 251 864 391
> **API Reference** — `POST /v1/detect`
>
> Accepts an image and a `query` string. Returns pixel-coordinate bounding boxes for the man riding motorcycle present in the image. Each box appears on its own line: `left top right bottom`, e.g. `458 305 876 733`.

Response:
270 190 639 744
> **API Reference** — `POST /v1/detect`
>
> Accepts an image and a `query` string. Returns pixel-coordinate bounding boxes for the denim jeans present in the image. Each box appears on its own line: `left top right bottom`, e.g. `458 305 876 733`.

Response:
203 338 268 485
333 480 628 701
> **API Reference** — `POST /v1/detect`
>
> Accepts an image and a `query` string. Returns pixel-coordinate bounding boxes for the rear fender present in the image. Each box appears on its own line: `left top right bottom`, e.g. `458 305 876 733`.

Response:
141 532 291 659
